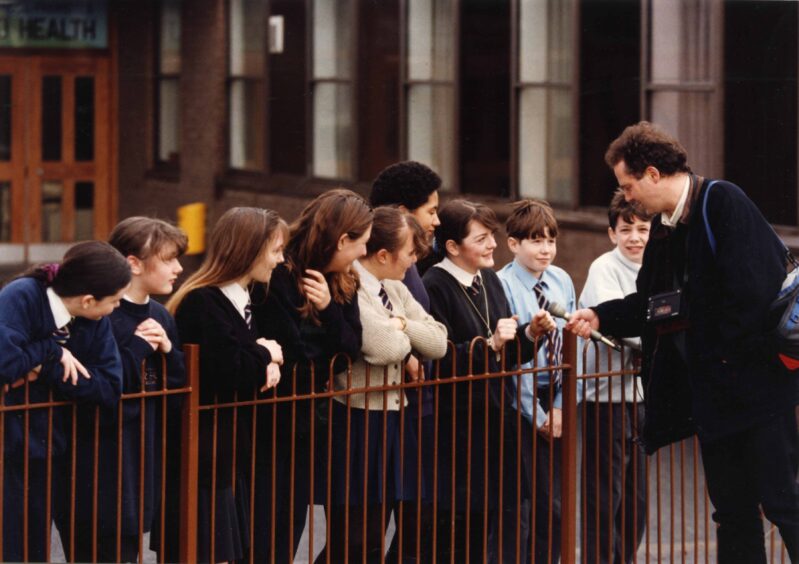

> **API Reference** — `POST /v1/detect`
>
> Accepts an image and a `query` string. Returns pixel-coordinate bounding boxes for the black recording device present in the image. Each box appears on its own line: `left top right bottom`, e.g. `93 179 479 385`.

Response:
646 289 685 324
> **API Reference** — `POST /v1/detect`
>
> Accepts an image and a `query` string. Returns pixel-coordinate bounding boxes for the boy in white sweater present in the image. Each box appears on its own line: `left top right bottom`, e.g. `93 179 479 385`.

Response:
579 189 652 564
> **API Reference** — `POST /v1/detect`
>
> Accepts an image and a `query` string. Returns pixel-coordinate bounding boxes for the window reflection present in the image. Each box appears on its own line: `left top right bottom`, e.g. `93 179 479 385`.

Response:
516 0 574 203
311 0 352 179
41 181 63 242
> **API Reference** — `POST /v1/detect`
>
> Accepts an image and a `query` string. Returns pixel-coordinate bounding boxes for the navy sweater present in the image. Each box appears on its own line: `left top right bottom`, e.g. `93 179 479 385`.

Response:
0 278 122 459
68 298 186 535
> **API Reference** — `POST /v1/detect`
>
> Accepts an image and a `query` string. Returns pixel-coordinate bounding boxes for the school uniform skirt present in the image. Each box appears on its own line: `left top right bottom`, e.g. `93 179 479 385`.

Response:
327 400 422 506
196 475 250 563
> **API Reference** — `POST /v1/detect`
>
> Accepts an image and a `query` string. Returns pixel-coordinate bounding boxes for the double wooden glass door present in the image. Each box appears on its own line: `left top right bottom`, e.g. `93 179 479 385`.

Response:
0 55 112 245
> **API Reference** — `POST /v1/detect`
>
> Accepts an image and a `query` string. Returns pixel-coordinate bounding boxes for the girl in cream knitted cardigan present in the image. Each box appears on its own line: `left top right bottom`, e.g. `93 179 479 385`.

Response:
325 207 447 562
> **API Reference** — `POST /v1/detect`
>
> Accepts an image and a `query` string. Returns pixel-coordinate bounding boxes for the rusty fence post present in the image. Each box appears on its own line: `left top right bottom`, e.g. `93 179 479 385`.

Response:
561 332 579 564
179 344 200 563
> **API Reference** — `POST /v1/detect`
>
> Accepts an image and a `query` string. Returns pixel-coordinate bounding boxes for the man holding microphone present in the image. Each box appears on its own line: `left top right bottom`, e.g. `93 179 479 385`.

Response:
566 121 799 563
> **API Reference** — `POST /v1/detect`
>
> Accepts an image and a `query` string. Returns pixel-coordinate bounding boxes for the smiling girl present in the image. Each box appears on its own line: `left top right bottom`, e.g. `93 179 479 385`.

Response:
167 207 287 563
94 217 189 562
422 199 554 562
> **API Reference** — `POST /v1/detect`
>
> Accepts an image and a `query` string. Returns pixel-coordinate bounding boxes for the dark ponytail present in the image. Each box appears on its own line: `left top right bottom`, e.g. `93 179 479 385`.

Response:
21 241 131 299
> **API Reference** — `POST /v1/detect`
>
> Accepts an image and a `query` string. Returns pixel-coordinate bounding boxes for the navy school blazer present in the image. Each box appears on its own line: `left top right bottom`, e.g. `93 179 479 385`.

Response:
0 277 122 458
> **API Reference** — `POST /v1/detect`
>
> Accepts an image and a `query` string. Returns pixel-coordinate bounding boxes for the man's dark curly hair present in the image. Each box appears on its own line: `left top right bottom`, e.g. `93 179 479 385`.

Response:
604 121 692 178
370 161 442 210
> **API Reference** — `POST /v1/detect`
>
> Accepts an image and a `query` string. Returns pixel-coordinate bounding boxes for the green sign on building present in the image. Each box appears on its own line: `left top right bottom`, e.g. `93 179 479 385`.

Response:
0 0 107 49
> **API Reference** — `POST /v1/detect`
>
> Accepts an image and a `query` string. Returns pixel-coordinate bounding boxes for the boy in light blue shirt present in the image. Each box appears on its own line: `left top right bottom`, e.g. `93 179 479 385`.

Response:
497 198 576 564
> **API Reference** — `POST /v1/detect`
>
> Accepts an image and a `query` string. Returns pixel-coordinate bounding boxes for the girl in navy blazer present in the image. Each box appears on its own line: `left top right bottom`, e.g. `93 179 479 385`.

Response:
167 207 286 563
0 241 131 562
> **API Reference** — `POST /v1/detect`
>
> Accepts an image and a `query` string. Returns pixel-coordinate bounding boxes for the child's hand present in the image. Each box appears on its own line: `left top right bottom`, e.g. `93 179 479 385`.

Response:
405 355 423 382
302 269 332 311
60 347 91 385
257 338 284 365
490 315 519 352
260 362 282 392
527 310 556 338
539 408 563 439
3 366 41 393
135 318 172 353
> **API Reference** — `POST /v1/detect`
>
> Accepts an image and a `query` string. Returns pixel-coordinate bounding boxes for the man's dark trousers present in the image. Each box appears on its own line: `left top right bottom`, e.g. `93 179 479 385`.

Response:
699 409 799 563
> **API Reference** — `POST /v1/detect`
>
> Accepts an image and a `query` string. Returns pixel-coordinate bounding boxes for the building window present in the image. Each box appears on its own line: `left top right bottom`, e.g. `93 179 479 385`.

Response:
404 0 456 189
578 0 640 208
514 0 575 204
156 0 181 167
644 0 722 178
723 0 797 225
228 0 266 170
311 0 354 179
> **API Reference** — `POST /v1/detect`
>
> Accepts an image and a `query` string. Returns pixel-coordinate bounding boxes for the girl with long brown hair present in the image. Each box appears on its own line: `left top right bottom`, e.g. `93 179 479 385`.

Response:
250 188 373 563
166 207 287 563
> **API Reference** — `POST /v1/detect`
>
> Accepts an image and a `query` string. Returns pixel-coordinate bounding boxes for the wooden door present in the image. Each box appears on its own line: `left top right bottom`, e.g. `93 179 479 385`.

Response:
0 55 113 245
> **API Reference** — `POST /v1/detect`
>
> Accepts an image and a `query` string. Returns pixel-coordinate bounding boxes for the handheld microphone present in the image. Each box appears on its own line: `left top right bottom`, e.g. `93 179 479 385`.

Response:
545 302 622 352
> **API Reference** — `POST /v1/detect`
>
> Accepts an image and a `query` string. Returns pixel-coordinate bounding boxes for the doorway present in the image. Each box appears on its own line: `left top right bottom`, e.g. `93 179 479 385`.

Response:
0 54 113 254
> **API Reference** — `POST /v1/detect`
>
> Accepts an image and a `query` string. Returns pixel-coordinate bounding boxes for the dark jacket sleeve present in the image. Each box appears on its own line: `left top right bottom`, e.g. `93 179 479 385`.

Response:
317 298 363 361
114 331 156 392
0 323 62 385
0 284 62 385
592 293 646 339
48 318 123 409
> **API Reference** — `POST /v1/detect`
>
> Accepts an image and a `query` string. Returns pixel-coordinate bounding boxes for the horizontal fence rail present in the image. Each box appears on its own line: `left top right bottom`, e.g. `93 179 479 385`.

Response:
0 338 791 563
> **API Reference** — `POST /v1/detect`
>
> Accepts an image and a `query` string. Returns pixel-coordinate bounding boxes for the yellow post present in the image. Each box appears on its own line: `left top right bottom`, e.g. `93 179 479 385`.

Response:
177 202 207 255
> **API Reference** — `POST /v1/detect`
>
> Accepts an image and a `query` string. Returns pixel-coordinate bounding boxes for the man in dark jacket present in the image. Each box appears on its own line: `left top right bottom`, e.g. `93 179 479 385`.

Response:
566 121 799 563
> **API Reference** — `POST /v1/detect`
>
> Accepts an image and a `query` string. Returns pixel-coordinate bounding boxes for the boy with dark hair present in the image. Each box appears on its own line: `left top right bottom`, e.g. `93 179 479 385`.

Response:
497 199 576 564
580 190 652 563
370 160 442 212
370 161 440 562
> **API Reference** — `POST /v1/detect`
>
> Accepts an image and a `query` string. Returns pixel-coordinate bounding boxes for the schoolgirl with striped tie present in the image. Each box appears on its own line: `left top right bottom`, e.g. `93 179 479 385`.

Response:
0 241 131 562
325 206 448 562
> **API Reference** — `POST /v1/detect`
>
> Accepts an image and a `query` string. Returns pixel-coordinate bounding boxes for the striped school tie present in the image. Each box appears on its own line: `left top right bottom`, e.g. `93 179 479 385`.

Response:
53 321 71 345
534 283 562 386
468 275 482 297
379 283 393 312
244 300 253 329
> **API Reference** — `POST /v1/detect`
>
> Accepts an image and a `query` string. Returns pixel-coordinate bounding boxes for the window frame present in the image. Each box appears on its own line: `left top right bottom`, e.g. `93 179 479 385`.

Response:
306 0 359 183
153 0 182 171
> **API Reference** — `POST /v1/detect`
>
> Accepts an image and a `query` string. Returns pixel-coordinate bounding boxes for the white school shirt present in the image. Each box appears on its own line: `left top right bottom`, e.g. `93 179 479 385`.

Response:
46 287 72 330
219 282 250 322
